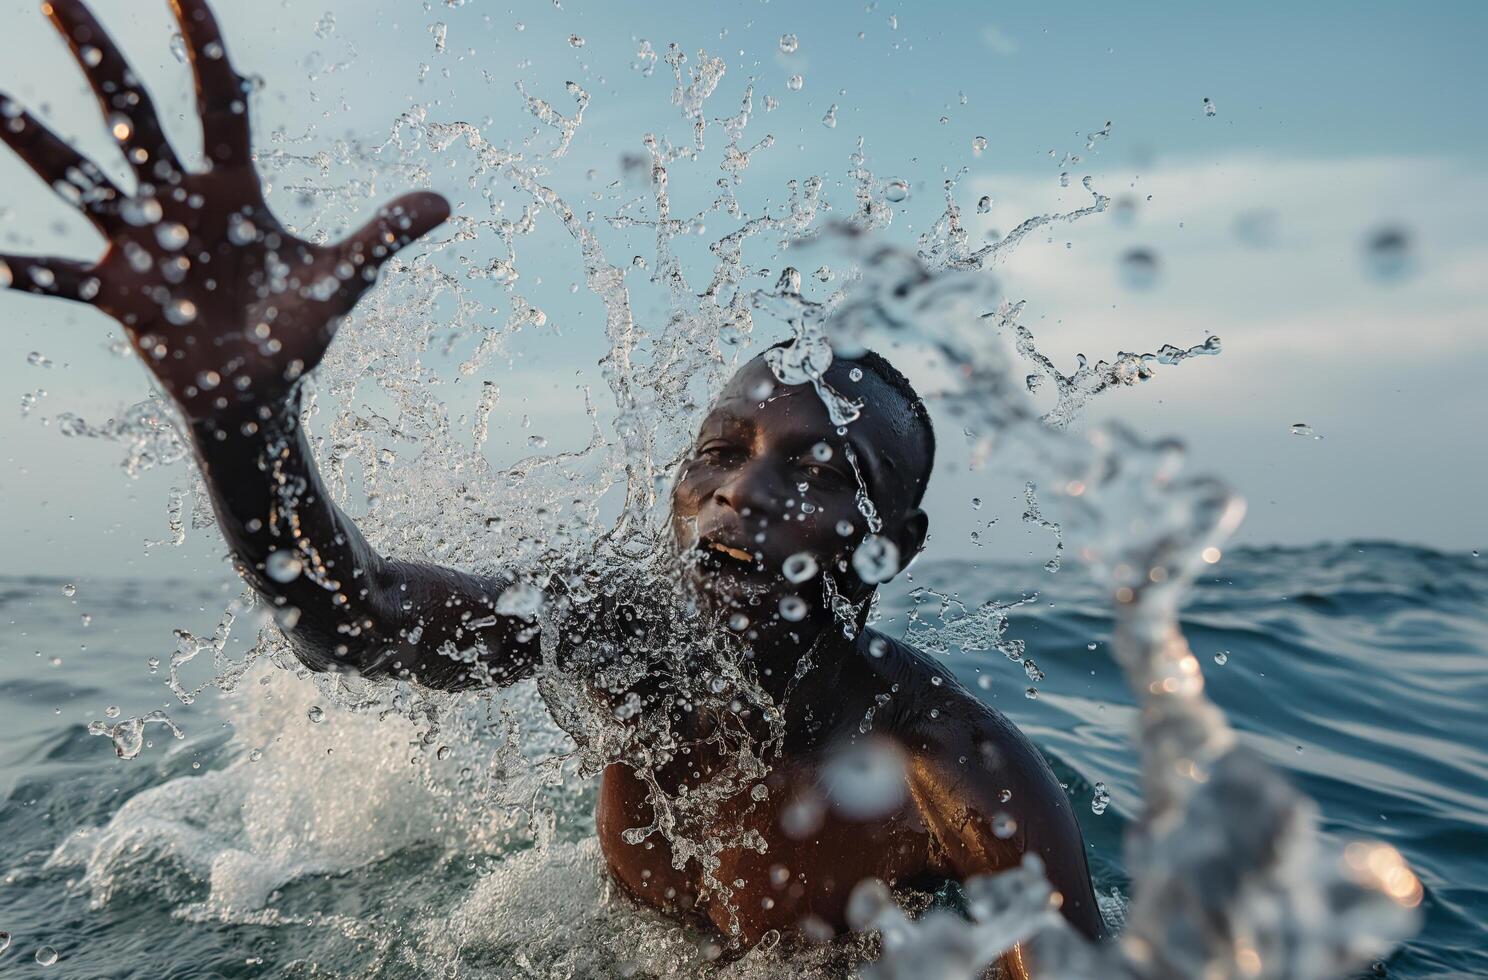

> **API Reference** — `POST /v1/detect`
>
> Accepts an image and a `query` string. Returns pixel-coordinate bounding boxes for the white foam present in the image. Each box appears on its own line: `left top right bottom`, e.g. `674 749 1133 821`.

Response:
49 665 584 915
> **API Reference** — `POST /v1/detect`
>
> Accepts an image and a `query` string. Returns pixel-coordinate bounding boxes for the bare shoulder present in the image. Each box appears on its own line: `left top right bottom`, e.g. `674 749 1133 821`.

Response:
855 628 1053 782
855 629 1107 940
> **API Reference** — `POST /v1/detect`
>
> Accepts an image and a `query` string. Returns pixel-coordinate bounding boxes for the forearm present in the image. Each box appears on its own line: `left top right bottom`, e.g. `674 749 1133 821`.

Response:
1 0 473 678
188 387 536 690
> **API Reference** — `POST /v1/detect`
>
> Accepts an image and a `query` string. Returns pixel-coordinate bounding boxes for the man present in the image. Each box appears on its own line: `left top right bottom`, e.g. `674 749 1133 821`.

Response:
0 2 1104 974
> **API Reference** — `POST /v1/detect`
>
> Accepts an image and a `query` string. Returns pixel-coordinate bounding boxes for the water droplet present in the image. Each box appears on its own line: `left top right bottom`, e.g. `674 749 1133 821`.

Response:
1025 687 1039 699
528 434 548 449
976 195 992 214
568 34 585 48
0 932 9 952
495 582 544 618
108 113 133 142
62 583 77 598
164 298 198 325
848 366 864 382
868 637 888 658
81 45 103 66
884 179 910 203
779 595 808 621
779 33 799 54
786 74 804 91
971 497 982 510
992 813 1017 839
28 267 56 288
35 945 59 965
782 552 818 584
852 535 900 583
976 674 992 690
169 32 188 63
147 656 160 673
836 520 855 537
121 196 163 227
781 794 825 838
105 705 120 718
823 741 907 819
1202 97 1217 117
249 748 263 762
155 222 189 251
1091 781 1110 815
125 243 153 273
821 104 838 129
27 351 53 368
1214 651 1229 665
228 213 258 245
1289 422 1322 440
1363 226 1414 282
1119 247 1159 290
307 705 325 724
728 613 750 631
265 550 303 583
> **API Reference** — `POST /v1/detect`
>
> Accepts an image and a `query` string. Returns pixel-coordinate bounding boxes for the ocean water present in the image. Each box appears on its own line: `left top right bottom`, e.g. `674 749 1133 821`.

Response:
0 542 1482 978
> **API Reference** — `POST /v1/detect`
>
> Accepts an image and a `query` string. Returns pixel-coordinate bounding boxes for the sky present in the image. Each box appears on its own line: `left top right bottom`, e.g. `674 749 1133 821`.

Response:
1 0 1485 580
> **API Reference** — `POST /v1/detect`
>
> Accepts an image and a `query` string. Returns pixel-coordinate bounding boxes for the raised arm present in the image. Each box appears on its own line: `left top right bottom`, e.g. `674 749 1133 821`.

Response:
1 0 537 691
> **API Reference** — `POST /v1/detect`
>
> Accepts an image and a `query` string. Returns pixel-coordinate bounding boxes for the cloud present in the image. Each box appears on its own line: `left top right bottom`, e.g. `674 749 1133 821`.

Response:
966 152 1488 365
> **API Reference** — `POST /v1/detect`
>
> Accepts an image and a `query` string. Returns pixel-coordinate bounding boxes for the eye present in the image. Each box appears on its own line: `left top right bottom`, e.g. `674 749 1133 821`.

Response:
697 442 743 464
802 461 847 484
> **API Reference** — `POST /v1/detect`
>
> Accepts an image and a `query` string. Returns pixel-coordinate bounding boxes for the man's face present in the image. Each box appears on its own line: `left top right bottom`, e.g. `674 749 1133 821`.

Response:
670 356 927 625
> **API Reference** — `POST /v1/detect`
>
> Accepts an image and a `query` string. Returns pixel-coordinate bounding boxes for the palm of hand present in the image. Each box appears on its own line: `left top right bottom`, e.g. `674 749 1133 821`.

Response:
1 0 448 418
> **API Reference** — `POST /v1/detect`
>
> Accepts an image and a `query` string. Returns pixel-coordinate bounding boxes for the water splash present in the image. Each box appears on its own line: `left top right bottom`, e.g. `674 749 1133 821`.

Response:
26 16 1420 980
87 710 184 760
813 236 1420 978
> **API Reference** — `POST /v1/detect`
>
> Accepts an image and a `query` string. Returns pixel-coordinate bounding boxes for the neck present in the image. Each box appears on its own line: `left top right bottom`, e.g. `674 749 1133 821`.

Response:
744 607 864 724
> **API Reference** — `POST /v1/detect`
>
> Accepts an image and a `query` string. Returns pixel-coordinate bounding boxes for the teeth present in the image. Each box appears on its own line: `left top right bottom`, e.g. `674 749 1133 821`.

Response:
709 542 754 563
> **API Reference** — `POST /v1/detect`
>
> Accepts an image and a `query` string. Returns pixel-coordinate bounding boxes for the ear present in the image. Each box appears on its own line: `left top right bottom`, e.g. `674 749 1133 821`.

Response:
892 507 929 570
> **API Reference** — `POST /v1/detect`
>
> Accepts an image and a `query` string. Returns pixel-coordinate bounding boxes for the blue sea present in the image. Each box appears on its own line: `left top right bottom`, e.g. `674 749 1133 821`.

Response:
0 542 1483 978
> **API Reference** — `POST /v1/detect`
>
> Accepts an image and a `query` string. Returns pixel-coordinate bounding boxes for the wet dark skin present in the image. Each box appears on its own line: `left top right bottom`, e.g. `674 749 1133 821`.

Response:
2 3 1103 975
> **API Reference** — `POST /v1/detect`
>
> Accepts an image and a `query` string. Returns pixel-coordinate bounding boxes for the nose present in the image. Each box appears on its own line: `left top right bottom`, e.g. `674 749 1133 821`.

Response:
712 459 782 518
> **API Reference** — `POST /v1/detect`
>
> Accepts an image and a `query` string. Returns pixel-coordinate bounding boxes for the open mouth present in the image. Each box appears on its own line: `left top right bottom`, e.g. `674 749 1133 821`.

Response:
690 536 769 579
707 541 755 564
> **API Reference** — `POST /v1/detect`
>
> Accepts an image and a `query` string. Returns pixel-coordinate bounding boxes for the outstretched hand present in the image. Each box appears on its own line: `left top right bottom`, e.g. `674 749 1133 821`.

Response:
0 0 449 419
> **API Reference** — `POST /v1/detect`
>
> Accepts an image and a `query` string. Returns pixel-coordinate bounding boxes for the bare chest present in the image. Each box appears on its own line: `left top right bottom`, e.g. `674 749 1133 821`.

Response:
594 750 945 947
